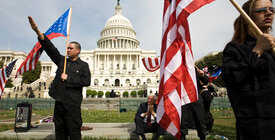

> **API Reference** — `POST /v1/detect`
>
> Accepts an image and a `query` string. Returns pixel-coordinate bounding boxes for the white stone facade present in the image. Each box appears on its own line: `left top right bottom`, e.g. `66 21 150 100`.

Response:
0 50 27 84
0 2 159 98
78 2 160 97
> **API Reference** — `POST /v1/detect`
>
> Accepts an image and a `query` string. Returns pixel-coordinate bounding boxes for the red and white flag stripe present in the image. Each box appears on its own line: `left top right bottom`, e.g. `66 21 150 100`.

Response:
0 59 18 98
15 42 42 78
156 0 214 139
142 57 160 72
15 7 72 78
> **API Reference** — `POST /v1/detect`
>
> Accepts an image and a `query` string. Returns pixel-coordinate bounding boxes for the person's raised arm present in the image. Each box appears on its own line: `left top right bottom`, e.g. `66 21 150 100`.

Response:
28 16 62 65
28 16 44 40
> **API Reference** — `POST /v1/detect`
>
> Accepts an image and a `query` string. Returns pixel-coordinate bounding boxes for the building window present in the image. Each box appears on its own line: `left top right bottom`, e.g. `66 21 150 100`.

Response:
94 79 99 86
126 79 130 86
104 79 109 86
147 79 151 84
115 79 120 86
136 79 141 85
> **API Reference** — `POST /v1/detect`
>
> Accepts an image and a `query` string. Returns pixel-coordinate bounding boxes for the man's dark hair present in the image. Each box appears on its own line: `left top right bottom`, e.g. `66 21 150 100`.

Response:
70 41 81 51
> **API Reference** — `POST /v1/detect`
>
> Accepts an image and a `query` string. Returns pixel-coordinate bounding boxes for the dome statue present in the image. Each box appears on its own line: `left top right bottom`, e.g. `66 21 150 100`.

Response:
97 0 139 49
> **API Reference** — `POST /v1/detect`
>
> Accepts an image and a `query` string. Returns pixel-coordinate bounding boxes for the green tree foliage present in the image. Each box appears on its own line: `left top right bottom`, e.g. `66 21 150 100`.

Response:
91 90 97 97
123 91 129 97
196 52 223 69
105 91 111 98
86 89 92 97
137 90 144 97
130 91 137 97
5 79 13 88
86 90 98 98
97 91 104 98
0 61 3 68
195 52 225 87
22 61 42 84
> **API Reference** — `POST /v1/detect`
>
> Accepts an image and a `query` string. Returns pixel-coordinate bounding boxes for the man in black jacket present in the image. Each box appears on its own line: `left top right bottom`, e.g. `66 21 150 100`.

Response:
134 94 165 140
28 16 91 140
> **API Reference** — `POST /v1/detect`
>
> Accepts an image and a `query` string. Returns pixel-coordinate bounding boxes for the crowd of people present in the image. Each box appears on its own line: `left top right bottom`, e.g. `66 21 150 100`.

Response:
24 0 275 139
134 0 275 139
10 81 47 99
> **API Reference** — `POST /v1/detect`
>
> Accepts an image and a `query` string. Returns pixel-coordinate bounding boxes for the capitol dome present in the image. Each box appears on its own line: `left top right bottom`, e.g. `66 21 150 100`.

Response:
104 5 133 29
97 1 139 49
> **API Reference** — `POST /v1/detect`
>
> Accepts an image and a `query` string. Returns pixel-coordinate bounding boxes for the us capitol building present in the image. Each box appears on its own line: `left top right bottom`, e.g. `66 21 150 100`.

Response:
0 1 159 98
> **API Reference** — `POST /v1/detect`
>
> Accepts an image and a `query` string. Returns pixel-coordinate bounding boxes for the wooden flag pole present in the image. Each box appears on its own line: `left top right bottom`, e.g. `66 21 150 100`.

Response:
229 0 275 56
63 6 73 74
229 0 262 35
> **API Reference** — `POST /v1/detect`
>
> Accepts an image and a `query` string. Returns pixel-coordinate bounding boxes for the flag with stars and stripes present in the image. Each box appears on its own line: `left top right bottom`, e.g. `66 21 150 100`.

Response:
0 59 18 98
156 0 214 139
15 8 72 78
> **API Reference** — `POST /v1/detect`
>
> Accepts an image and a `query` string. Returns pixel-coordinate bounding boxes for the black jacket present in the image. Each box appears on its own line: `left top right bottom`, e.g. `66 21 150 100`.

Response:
135 102 157 120
39 35 91 106
222 35 275 117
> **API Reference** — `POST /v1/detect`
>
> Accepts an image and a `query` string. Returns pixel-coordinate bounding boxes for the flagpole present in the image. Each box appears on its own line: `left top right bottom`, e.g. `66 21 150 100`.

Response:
63 6 73 74
229 0 275 56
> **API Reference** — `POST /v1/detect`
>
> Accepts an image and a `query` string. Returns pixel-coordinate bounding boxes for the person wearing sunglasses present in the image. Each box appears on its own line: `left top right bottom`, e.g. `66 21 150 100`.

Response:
254 7 275 13
222 0 275 140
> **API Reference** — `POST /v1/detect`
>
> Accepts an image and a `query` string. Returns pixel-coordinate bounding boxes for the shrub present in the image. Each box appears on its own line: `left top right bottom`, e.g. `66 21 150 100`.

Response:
91 90 97 97
105 91 111 98
123 91 129 97
138 90 144 97
98 91 104 98
87 90 97 98
130 91 137 97
86 89 92 97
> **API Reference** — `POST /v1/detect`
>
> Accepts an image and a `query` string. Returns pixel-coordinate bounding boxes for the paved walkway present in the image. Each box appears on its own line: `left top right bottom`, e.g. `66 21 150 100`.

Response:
0 123 201 140
0 116 200 140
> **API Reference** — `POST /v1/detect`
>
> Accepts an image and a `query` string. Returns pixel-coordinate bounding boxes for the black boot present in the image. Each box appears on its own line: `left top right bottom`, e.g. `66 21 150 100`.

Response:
200 136 206 140
140 134 146 140
181 134 186 140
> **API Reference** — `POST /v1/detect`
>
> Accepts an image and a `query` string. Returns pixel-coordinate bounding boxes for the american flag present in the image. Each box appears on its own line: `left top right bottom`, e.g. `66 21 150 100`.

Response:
15 8 72 78
156 0 214 139
0 59 18 98
142 57 160 72
209 69 221 82
112 37 118 41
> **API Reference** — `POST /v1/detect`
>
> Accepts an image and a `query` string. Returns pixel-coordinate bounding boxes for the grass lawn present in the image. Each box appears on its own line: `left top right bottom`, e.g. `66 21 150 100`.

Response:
209 108 236 140
0 108 236 140
82 110 136 123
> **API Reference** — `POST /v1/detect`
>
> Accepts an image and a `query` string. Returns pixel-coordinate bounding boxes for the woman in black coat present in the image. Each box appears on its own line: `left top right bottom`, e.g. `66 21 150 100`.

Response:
222 0 275 139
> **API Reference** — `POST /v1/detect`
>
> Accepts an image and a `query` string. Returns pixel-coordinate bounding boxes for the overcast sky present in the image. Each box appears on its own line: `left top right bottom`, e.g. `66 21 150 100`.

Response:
0 0 274 61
